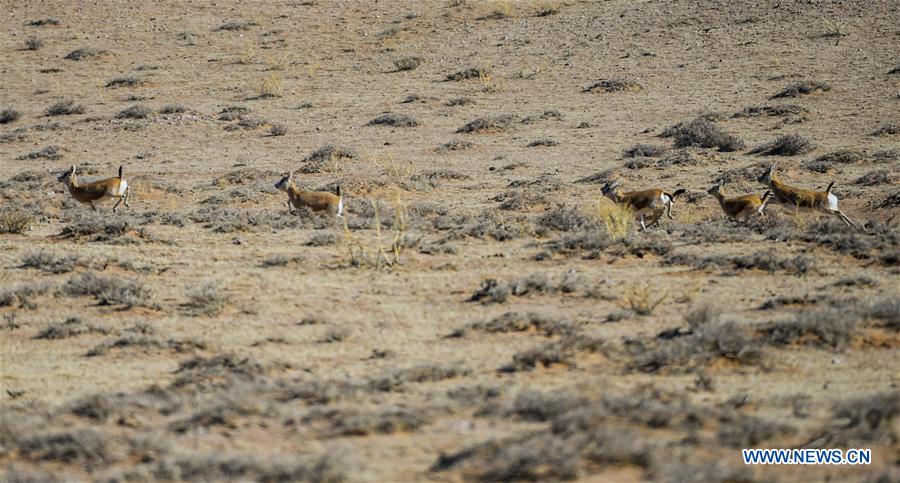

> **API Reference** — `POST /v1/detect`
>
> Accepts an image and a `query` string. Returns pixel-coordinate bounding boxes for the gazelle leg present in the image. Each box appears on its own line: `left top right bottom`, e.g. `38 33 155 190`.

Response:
666 202 674 220
123 187 130 208
112 197 122 212
835 210 857 229
639 214 647 231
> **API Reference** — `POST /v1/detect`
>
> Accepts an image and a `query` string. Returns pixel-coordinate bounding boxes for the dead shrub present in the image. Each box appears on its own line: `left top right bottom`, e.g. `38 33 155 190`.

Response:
457 115 517 133
623 144 666 158
537 205 597 232
63 272 152 308
824 391 899 446
64 47 108 60
663 117 744 152
0 282 54 309
21 251 86 273
749 134 813 156
527 138 557 147
451 312 575 338
105 76 144 88
268 124 287 136
761 308 859 348
500 334 604 372
630 316 762 373
446 97 475 106
0 209 33 233
367 113 418 127
45 100 85 116
17 429 119 464
394 57 422 71
1 109 22 124
872 122 899 137
436 140 474 152
583 78 642 93
771 80 831 99
159 104 187 114
445 67 490 81
302 144 356 173
36 317 110 340
733 104 807 117
216 20 258 31
855 169 895 186
18 145 62 160
306 405 431 436
27 18 60 26
183 282 227 316
116 105 152 119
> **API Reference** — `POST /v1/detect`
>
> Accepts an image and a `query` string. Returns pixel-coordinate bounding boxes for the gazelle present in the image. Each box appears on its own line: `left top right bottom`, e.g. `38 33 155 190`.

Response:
707 179 771 220
601 180 686 230
58 165 130 212
757 163 857 228
274 172 343 217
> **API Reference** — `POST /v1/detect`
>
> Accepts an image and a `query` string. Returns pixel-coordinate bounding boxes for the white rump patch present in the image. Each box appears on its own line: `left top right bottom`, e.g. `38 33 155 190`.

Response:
336 198 344 217
118 179 128 196
660 194 671 205
826 193 838 211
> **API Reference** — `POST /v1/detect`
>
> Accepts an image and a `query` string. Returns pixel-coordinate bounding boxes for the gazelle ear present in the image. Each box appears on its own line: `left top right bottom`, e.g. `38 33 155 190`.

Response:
610 180 621 189
769 162 777 174
718 178 725 187
71 165 76 174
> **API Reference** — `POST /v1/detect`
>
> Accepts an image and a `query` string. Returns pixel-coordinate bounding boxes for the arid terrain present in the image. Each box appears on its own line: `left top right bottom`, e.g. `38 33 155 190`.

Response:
1 0 898 481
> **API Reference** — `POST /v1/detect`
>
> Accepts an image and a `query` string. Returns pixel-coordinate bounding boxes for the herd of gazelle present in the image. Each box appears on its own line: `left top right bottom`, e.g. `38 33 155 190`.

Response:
58 162 858 229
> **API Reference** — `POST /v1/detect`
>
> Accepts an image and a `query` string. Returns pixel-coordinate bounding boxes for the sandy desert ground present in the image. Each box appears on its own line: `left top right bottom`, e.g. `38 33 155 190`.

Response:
1 0 898 481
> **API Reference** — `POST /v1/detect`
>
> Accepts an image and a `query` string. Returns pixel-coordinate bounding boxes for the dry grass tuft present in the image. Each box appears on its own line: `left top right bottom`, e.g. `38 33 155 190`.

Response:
0 209 33 234
595 200 634 240
258 73 284 98
618 283 667 316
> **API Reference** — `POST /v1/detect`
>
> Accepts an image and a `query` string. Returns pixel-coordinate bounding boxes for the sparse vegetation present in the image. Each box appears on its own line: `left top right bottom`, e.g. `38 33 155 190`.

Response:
105 76 144 88
583 78 642 93
183 282 227 316
64 47 108 60
771 80 831 99
46 100 85 116
367 113 418 127
457 114 517 133
394 56 422 71
0 209 33 234
25 36 43 50
116 105 152 119
0 109 22 124
445 67 491 81
663 117 745 151
216 20 258 31
749 134 814 156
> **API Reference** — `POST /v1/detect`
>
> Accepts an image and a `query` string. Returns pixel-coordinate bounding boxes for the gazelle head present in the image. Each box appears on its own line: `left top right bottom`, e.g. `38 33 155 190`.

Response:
707 178 726 198
58 165 76 184
274 172 294 192
601 180 622 201
757 163 778 185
